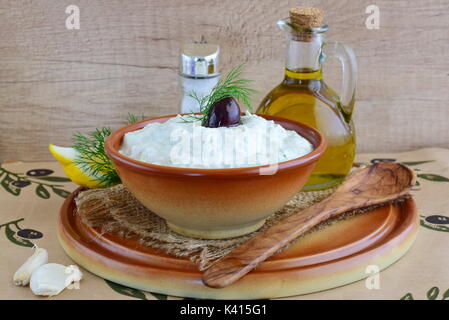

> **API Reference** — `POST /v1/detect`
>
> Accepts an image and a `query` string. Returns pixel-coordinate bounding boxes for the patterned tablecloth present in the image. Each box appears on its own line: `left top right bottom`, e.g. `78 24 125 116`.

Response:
1 148 448 300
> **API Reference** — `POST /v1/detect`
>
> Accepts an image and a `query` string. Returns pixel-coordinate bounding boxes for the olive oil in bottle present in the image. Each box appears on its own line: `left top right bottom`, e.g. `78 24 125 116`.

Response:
258 7 357 191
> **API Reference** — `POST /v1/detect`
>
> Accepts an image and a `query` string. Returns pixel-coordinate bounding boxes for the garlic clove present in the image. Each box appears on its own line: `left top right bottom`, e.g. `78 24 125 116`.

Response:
30 263 83 297
13 246 48 286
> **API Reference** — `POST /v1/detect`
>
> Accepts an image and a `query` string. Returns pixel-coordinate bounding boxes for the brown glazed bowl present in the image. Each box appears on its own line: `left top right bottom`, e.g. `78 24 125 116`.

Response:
105 114 327 239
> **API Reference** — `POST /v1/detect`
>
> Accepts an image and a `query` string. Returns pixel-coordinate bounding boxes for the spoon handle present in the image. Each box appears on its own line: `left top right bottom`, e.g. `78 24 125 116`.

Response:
202 196 345 288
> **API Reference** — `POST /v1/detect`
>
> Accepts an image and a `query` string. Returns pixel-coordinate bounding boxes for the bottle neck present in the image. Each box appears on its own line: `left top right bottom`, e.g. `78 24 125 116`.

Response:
285 33 324 79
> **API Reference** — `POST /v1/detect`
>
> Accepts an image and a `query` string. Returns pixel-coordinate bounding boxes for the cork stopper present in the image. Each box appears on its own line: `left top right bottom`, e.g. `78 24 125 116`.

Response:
289 6 323 29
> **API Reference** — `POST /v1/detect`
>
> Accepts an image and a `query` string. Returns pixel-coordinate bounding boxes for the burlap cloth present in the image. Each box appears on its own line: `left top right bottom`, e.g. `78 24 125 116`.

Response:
1 148 448 300
75 184 343 271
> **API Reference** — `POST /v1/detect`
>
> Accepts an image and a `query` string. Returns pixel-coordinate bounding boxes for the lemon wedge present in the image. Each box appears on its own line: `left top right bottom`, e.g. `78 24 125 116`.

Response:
48 144 103 188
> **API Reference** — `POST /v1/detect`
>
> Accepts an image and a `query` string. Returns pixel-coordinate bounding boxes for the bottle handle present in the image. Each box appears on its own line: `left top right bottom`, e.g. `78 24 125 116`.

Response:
322 42 357 119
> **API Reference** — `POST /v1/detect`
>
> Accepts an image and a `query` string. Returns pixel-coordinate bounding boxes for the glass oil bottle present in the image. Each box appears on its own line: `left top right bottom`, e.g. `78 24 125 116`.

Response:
257 7 357 190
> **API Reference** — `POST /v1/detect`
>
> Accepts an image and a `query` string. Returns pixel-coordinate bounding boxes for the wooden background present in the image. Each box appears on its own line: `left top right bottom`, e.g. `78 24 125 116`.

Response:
0 0 448 161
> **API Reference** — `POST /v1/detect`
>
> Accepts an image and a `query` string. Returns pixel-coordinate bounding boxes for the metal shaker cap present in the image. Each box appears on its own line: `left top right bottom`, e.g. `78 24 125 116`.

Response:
180 41 220 78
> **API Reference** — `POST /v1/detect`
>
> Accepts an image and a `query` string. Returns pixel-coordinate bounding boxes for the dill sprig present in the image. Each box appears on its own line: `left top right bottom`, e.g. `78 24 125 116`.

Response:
187 64 257 125
126 112 145 125
72 113 145 188
72 127 121 187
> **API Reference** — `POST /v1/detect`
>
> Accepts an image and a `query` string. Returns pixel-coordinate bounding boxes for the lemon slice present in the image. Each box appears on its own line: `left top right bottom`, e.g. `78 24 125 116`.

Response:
48 144 103 188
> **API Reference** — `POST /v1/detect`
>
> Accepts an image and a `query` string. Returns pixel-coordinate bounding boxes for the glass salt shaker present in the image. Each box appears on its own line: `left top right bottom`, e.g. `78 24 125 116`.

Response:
179 41 221 113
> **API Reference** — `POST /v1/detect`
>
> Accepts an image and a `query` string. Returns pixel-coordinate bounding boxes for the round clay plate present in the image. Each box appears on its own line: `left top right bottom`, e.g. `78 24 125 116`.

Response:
58 188 419 299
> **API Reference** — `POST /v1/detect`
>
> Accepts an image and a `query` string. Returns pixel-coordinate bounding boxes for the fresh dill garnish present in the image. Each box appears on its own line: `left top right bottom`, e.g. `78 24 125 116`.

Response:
73 112 145 187
126 112 145 124
186 64 257 125
72 113 145 188
72 127 121 187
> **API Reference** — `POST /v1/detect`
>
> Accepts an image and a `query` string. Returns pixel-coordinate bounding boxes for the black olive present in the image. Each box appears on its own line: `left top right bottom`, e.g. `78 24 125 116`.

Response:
17 229 44 239
371 158 396 164
204 97 241 128
425 215 449 225
11 180 31 188
26 169 54 177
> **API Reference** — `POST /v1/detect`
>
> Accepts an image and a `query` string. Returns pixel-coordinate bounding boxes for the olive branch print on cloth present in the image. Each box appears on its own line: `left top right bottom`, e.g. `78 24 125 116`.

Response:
0 218 43 247
105 279 168 300
401 287 449 300
420 215 449 233
0 167 71 198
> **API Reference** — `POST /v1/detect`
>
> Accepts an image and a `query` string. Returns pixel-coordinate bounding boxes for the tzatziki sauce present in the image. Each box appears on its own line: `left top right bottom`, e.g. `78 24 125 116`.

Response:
119 113 313 169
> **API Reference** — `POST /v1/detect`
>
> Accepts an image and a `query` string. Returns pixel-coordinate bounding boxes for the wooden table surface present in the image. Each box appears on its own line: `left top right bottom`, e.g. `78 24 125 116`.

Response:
0 0 448 162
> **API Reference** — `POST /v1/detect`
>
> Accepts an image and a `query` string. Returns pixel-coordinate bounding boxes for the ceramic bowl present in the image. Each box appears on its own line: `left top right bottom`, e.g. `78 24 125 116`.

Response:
105 114 326 239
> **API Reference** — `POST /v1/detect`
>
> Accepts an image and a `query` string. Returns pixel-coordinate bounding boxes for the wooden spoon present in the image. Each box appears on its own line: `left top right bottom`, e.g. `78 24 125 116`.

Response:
202 162 416 288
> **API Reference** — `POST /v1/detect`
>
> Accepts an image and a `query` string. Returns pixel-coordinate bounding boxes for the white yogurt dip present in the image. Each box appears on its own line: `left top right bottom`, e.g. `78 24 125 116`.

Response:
119 113 313 169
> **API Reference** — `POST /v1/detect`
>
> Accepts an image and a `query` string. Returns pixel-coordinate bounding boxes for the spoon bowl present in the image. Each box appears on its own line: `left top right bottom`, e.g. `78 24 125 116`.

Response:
337 163 416 199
